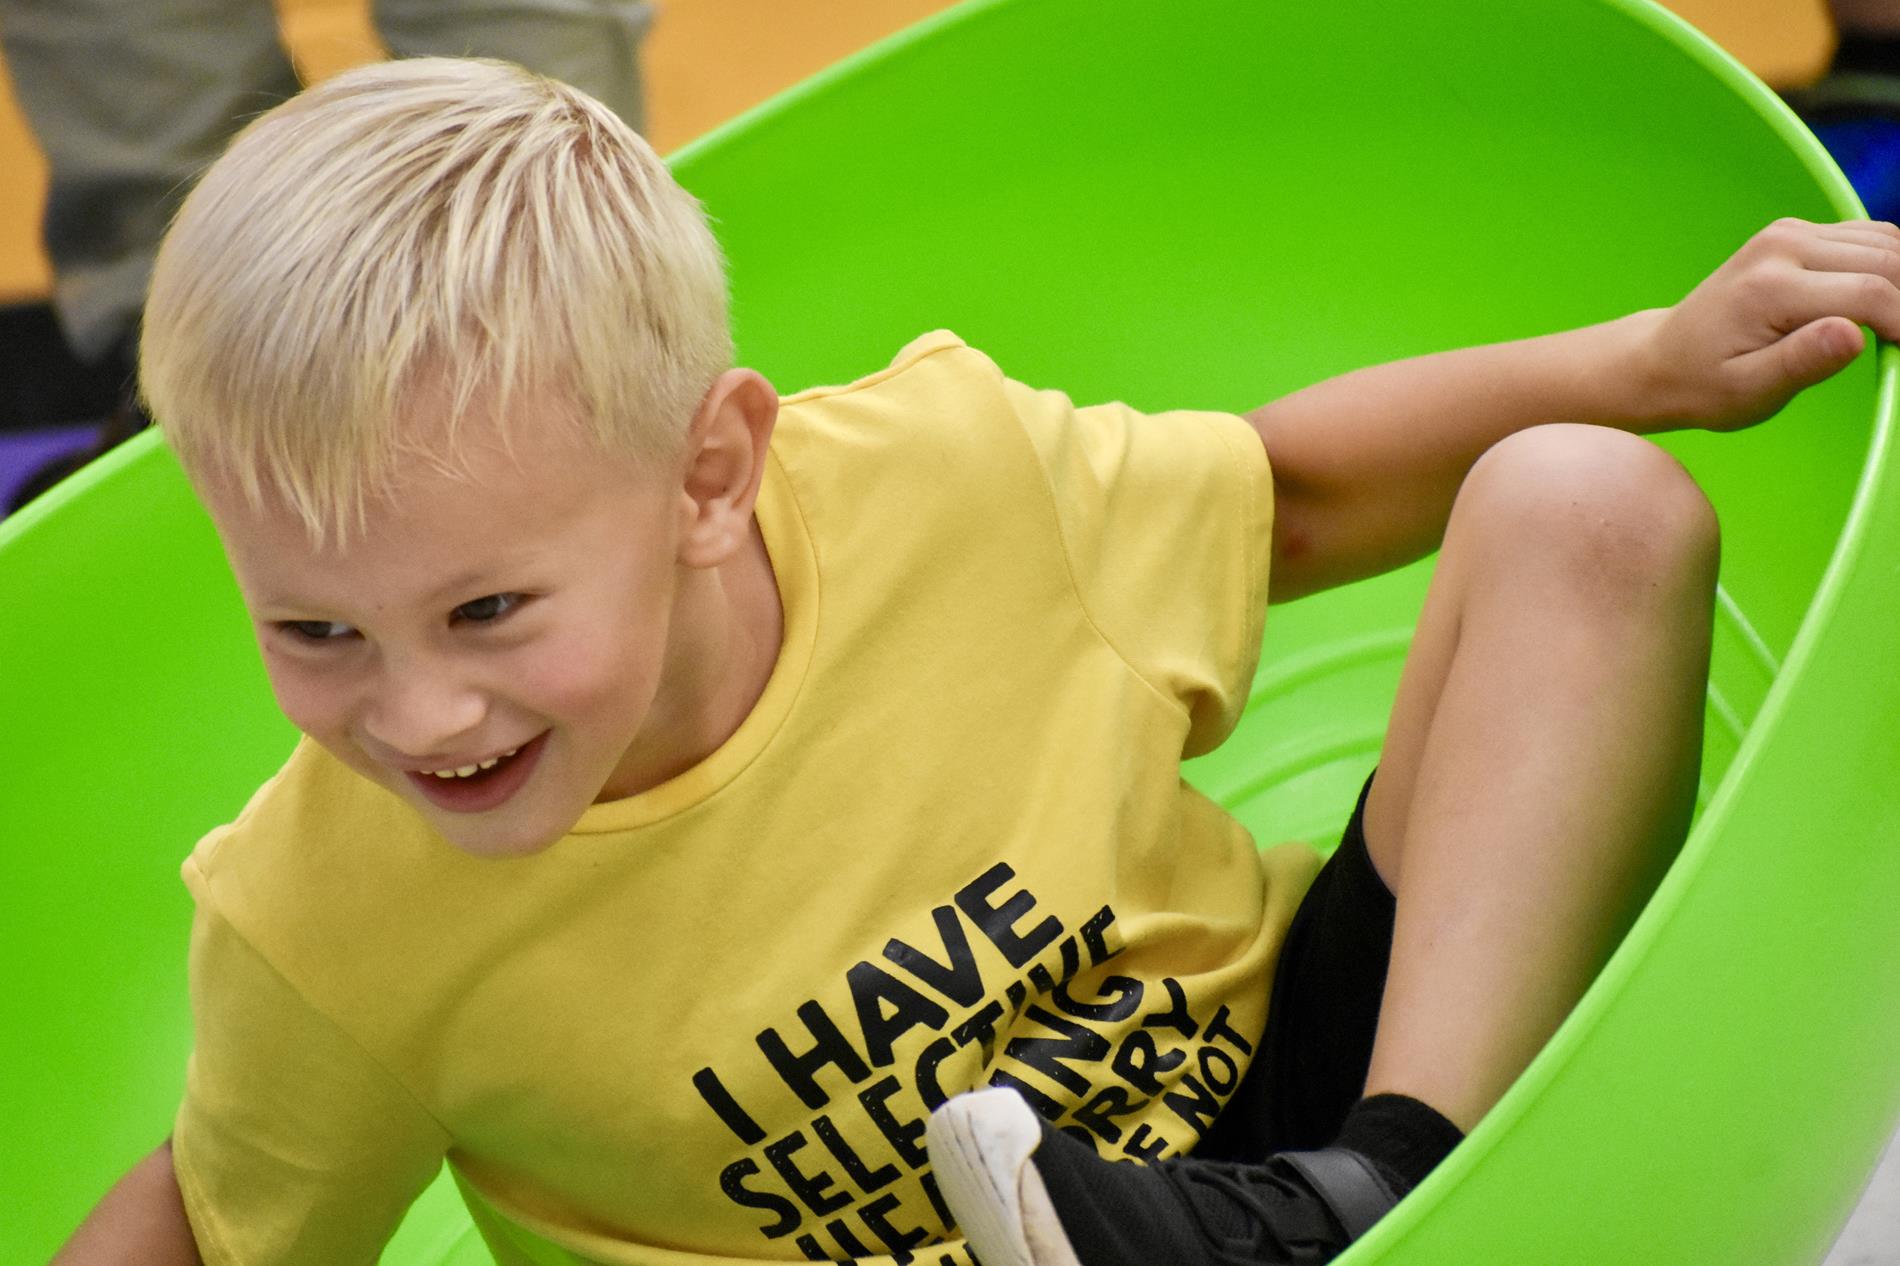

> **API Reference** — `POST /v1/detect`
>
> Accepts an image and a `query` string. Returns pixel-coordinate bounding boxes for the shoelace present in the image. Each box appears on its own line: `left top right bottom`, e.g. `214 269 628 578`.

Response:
1158 1156 1348 1264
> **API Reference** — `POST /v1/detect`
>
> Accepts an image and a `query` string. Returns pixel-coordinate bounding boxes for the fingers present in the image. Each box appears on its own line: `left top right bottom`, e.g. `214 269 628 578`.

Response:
1727 316 1865 411
1767 267 1900 342
1750 217 1900 272
1737 219 1900 343
1813 225 1900 253
1761 216 1900 249
1791 232 1900 283
1810 218 1900 248
1795 241 1900 289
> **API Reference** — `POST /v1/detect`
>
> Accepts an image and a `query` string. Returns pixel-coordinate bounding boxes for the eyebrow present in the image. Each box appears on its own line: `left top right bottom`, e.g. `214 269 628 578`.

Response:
252 564 533 615
426 568 512 604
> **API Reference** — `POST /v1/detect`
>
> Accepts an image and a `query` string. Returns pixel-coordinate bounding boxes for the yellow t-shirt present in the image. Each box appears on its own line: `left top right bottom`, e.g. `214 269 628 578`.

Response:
171 332 1322 1266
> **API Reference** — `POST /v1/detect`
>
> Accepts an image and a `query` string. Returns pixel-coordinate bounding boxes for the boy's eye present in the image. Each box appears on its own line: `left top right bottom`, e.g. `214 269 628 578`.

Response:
270 596 523 641
454 593 524 624
280 620 356 642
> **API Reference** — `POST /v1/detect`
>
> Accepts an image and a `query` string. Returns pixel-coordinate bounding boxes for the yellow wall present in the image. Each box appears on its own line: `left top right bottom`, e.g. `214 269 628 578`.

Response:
0 47 50 303
0 0 1836 308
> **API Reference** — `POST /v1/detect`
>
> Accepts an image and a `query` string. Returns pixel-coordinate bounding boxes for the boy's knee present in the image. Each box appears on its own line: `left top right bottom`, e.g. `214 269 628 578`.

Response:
1455 423 1720 600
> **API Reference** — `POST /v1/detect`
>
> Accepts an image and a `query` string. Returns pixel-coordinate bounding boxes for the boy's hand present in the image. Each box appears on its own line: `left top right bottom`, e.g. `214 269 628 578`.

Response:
1643 218 1900 433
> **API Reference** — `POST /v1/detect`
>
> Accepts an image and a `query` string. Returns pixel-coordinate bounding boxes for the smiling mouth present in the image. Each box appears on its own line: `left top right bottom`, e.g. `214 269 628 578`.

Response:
403 732 549 813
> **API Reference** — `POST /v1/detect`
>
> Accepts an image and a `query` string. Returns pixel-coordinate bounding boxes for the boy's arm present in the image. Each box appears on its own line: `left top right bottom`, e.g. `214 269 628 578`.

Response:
1251 218 1900 603
50 1141 202 1266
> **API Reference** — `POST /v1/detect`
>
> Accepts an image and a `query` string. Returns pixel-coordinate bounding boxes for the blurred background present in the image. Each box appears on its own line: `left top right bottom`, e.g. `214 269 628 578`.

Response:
0 0 1892 1259
0 0 967 513
0 0 1893 518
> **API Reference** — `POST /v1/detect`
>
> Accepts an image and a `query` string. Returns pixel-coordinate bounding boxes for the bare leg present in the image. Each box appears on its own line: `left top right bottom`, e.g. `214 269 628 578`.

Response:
923 422 1721 1266
1358 422 1719 1132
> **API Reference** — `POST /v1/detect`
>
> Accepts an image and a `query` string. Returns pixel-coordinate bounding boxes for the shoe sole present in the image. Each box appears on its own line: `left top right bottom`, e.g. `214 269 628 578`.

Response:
927 1088 1084 1266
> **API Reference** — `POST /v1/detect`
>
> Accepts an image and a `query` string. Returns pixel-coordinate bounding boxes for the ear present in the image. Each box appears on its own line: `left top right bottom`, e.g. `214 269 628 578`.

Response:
676 368 779 569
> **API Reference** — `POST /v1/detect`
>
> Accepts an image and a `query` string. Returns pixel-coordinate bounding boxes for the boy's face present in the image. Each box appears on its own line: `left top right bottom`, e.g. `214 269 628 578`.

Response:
203 387 739 859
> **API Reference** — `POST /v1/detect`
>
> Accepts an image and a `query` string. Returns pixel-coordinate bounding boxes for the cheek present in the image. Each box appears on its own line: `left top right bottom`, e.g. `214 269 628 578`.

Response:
544 558 678 714
510 620 668 724
262 655 351 737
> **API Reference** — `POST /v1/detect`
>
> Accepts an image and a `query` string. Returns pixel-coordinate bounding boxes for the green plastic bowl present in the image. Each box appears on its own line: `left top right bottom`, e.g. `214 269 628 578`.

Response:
4 0 1897 1261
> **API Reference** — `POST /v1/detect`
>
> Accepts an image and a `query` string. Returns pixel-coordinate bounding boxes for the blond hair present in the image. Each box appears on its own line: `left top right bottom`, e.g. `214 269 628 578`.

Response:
143 56 731 546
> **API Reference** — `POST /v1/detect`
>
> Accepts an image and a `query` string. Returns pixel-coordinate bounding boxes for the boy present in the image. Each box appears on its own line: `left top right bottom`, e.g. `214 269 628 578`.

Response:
53 55 1900 1266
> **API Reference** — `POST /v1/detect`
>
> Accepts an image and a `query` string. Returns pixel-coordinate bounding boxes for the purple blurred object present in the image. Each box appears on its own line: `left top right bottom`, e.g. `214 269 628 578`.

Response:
0 424 104 519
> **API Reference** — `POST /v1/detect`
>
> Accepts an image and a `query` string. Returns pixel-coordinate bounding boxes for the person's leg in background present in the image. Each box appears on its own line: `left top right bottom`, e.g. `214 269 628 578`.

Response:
0 0 302 373
0 0 653 514
0 0 301 509
373 0 652 132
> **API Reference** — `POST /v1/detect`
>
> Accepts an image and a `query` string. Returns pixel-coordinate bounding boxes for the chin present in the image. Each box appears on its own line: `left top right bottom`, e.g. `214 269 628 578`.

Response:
437 816 569 860
410 793 576 859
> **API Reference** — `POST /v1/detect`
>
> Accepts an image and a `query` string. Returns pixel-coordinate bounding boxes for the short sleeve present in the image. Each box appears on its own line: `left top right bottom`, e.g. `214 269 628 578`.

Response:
1001 375 1275 756
173 864 451 1266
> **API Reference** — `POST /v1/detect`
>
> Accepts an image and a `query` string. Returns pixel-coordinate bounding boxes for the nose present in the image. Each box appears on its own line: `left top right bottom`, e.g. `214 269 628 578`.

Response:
361 654 488 765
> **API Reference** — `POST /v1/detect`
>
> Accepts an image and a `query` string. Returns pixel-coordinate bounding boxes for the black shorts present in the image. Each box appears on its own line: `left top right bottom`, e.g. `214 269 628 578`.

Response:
1195 770 1395 1162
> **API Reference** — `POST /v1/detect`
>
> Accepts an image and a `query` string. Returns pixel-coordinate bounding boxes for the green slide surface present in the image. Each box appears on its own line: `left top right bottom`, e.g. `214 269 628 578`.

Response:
4 0 1897 1261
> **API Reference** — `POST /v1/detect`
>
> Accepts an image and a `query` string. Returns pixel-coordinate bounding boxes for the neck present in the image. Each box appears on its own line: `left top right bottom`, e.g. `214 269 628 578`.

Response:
600 516 783 800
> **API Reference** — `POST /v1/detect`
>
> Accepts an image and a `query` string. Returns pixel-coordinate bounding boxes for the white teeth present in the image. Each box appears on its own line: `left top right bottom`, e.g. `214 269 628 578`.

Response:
421 746 523 779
